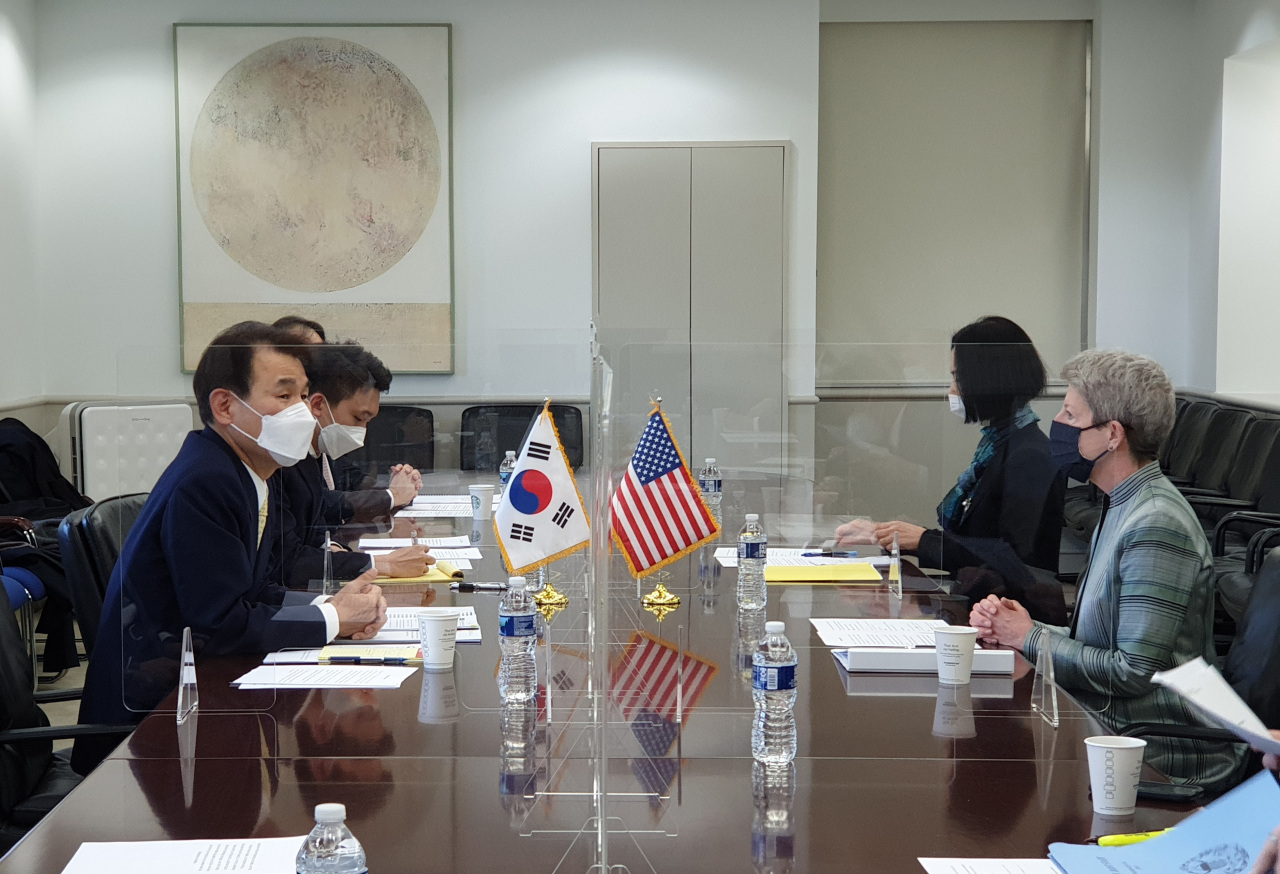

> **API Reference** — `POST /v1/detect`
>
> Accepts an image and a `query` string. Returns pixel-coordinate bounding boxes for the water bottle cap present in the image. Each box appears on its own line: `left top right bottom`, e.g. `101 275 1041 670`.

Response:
745 513 759 522
765 621 785 634
509 576 526 588
315 802 346 823
506 450 516 457
705 457 716 464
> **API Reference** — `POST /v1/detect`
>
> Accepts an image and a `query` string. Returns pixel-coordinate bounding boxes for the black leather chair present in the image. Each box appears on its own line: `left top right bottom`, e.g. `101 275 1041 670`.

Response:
459 405 584 471
0 586 131 852
342 405 434 486
1176 408 1254 495
1162 400 1219 486
56 494 147 659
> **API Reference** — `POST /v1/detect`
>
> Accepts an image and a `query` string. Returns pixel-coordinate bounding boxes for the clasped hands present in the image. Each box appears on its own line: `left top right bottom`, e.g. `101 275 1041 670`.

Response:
330 569 388 640
968 594 1034 650
834 518 925 551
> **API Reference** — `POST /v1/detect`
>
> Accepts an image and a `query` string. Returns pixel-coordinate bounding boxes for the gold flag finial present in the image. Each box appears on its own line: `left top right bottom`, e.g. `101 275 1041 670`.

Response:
642 582 681 622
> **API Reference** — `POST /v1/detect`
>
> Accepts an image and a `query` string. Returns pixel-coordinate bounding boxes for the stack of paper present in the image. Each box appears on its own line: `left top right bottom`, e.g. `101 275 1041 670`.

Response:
60 837 308 874
326 606 482 645
232 664 418 690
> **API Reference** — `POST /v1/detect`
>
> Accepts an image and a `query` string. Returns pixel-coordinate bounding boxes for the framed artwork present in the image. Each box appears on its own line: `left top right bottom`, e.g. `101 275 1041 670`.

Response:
174 23 453 372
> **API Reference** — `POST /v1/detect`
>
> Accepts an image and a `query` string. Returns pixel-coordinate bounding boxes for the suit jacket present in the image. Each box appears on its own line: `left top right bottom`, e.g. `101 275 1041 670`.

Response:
74 428 328 774
277 455 374 589
916 421 1065 576
329 453 396 524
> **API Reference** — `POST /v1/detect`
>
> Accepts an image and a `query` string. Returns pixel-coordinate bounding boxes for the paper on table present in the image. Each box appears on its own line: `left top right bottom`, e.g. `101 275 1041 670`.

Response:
326 605 481 644
1151 656 1280 754
768 548 892 567
263 649 323 664
810 617 947 649
231 664 417 689
919 860 1061 874
1049 769 1280 873
395 506 472 518
60 836 307 874
359 539 480 555
715 547 738 568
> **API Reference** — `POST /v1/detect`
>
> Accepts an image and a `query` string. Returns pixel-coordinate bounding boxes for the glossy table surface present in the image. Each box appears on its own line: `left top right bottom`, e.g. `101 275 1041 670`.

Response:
2 507 1193 873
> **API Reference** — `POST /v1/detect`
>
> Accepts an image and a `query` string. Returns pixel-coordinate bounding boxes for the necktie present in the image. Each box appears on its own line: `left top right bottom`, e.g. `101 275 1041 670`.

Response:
257 497 269 546
321 454 335 491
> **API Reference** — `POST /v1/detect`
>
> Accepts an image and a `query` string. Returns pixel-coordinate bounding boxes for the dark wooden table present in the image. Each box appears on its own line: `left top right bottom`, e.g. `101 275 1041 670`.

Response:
2 510 1193 873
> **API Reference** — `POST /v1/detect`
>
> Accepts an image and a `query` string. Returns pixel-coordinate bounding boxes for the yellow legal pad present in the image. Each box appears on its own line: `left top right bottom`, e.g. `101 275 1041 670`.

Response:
764 563 884 583
377 560 464 585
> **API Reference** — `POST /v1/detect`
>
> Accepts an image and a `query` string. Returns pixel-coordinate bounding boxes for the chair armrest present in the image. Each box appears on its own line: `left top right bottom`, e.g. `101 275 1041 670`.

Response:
1214 511 1280 555
0 516 37 547
1179 487 1229 499
0 724 134 744
1247 527 1280 574
1119 722 1243 744
33 688 82 704
1184 495 1256 510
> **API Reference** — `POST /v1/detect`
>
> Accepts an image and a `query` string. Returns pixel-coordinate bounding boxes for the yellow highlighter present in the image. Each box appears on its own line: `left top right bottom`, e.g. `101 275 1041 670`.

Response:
1096 827 1173 847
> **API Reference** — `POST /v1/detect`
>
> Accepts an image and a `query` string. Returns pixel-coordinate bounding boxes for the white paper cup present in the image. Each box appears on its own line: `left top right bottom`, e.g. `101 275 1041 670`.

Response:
470 484 495 520
417 608 461 670
934 626 979 685
1084 736 1147 817
418 665 460 724
932 682 977 738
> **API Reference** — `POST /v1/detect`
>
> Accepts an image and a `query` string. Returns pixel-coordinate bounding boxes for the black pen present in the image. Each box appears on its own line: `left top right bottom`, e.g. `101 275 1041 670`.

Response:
801 550 857 558
450 582 508 592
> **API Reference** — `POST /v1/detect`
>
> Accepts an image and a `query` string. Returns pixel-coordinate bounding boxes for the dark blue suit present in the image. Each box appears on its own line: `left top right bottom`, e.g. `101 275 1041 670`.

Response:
276 454 372 590
73 427 329 773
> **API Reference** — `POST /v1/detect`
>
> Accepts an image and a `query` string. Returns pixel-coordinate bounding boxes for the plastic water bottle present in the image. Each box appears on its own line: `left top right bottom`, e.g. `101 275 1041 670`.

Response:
498 576 538 703
751 761 796 874
737 513 767 609
752 621 797 765
735 606 766 687
698 458 723 527
498 450 517 495
296 803 367 874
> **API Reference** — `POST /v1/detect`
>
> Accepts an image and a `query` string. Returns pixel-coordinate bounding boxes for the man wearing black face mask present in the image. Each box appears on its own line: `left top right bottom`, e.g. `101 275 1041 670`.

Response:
971 349 1246 794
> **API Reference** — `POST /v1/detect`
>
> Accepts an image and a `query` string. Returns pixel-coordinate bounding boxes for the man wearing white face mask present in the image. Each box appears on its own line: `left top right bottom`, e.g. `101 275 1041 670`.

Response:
74 322 389 776
276 342 433 588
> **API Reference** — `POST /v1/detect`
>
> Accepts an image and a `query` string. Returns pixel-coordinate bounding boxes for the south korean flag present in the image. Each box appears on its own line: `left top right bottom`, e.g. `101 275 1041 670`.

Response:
494 402 591 574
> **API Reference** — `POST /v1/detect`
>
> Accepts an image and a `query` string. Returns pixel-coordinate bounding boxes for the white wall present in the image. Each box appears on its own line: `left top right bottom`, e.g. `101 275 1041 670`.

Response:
0 0 37 405
33 0 819 401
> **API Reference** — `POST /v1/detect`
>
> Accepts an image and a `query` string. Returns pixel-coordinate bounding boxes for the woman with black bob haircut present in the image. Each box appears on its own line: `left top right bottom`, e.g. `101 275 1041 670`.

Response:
836 316 1065 606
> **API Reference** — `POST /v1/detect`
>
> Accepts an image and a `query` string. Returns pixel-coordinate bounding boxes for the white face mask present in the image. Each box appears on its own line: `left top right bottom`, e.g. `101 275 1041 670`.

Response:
947 393 967 420
317 398 366 459
232 397 317 467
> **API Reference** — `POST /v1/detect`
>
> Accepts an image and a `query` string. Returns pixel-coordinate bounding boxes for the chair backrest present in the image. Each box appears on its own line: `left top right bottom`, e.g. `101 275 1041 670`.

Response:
1223 546 1280 731
1162 401 1219 481
459 405 584 471
1187 408 1255 492
342 405 434 485
0 586 52 819
1224 417 1280 502
56 493 147 657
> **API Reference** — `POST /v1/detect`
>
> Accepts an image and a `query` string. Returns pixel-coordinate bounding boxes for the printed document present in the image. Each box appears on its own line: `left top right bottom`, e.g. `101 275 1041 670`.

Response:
231 664 417 690
1151 656 1280 754
326 605 481 645
60 836 306 873
919 861 1060 874
811 617 947 649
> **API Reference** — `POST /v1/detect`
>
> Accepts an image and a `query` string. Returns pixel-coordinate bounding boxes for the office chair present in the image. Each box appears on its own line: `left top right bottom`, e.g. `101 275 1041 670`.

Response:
347 405 434 483
459 405 584 471
56 494 147 659
0 586 132 853
0 517 43 685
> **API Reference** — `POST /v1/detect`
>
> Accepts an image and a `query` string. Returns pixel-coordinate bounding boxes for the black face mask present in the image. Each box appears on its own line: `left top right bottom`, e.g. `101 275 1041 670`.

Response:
1049 419 1109 482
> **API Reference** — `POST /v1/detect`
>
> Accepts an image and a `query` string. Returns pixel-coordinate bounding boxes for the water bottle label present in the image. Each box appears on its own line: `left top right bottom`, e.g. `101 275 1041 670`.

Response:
753 834 795 863
500 613 538 637
699 478 721 494
739 541 766 560
500 470 512 485
753 663 796 691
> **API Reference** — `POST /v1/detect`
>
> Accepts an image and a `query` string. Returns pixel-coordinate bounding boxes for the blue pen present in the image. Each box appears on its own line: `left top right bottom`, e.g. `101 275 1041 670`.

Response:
801 550 857 558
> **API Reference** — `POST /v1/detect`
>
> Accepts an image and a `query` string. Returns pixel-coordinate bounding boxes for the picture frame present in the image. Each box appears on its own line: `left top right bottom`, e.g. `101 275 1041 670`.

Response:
173 23 453 373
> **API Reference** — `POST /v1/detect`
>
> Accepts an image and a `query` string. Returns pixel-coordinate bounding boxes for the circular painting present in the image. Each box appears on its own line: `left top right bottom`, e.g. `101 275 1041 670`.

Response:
190 36 441 292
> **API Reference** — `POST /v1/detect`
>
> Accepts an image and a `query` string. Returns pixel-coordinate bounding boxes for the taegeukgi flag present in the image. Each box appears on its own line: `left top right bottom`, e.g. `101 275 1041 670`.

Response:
494 402 590 574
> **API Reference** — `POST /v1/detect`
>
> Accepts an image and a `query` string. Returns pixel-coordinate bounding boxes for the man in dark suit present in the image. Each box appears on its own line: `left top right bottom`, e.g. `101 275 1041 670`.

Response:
277 341 432 589
73 321 387 774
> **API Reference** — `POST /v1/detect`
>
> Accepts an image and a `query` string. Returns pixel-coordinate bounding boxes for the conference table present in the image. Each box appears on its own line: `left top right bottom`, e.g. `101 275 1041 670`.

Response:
0 484 1194 873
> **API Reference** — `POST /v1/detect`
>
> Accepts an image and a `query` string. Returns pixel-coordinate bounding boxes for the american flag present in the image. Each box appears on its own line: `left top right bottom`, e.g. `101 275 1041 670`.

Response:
610 409 720 577
610 630 718 723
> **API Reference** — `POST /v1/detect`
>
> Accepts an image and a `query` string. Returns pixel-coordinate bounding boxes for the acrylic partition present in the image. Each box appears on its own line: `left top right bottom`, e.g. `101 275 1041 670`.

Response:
76 334 1128 872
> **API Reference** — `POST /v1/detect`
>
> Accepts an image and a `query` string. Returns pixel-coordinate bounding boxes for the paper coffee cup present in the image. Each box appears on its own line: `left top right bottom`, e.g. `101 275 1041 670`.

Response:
470 484 495 521
417 608 461 670
932 682 977 738
1084 736 1147 817
934 626 979 685
418 665 461 724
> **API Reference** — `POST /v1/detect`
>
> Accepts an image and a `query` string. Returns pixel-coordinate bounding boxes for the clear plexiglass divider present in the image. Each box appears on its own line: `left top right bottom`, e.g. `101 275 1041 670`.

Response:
87 332 1131 867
